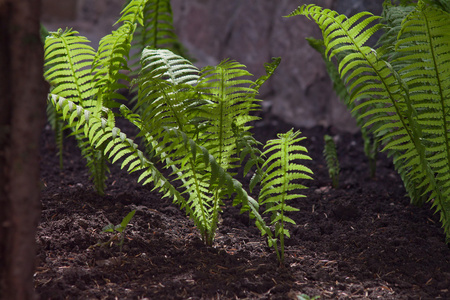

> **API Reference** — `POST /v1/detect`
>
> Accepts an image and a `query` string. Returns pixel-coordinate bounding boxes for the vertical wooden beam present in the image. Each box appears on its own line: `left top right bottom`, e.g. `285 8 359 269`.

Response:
0 0 47 299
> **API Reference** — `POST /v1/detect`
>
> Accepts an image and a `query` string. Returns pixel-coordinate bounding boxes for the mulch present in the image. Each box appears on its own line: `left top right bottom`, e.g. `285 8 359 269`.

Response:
36 111 450 299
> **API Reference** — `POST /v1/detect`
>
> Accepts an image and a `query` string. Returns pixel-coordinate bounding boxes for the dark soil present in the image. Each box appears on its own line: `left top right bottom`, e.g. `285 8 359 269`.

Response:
36 111 450 299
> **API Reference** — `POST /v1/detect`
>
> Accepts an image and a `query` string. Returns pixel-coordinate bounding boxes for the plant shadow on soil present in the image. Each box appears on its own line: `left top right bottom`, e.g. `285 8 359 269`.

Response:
36 111 450 299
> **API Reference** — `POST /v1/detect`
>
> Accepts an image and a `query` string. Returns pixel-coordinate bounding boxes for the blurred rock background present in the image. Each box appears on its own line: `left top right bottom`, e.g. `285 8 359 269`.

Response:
41 0 384 132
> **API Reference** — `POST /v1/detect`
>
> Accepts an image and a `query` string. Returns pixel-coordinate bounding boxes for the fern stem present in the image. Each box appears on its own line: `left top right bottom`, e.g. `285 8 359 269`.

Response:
217 67 226 168
56 121 64 170
151 0 160 48
210 188 222 245
278 135 291 263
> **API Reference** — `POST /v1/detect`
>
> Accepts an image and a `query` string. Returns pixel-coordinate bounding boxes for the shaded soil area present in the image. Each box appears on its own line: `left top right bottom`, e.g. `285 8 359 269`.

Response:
36 112 450 299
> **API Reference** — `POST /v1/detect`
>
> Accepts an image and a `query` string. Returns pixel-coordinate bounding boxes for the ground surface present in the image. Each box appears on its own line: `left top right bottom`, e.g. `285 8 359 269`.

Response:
36 112 450 299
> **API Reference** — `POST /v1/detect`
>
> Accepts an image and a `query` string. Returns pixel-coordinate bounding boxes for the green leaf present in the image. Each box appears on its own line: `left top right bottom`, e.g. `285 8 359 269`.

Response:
102 224 115 233
117 210 137 232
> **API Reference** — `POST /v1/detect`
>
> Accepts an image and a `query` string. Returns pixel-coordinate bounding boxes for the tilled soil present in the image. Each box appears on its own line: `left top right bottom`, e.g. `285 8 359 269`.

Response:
36 112 450 299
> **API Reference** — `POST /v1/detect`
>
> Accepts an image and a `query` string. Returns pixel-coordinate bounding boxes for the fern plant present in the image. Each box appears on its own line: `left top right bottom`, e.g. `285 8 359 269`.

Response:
44 28 110 194
42 0 313 261
323 135 340 188
286 0 450 241
91 210 136 252
43 0 186 193
259 129 313 263
129 48 284 246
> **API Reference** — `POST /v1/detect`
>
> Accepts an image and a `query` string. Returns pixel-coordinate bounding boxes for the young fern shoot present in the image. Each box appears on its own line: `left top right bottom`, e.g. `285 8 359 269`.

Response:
323 135 340 188
259 129 313 263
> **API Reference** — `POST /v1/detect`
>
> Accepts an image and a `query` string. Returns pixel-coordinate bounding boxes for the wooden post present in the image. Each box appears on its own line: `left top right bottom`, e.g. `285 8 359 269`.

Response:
0 0 47 298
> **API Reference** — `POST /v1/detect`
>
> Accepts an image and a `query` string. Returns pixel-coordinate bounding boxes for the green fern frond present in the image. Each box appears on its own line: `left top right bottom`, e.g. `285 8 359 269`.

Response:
233 123 264 192
252 57 281 92
136 49 203 169
436 0 450 12
259 129 313 263
162 125 276 246
196 59 261 172
286 5 387 125
287 5 383 62
91 0 147 109
140 48 199 85
135 48 200 125
70 109 116 195
116 0 147 27
136 48 202 158
195 58 275 242
393 2 450 234
137 49 201 134
91 22 137 109
44 28 97 105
